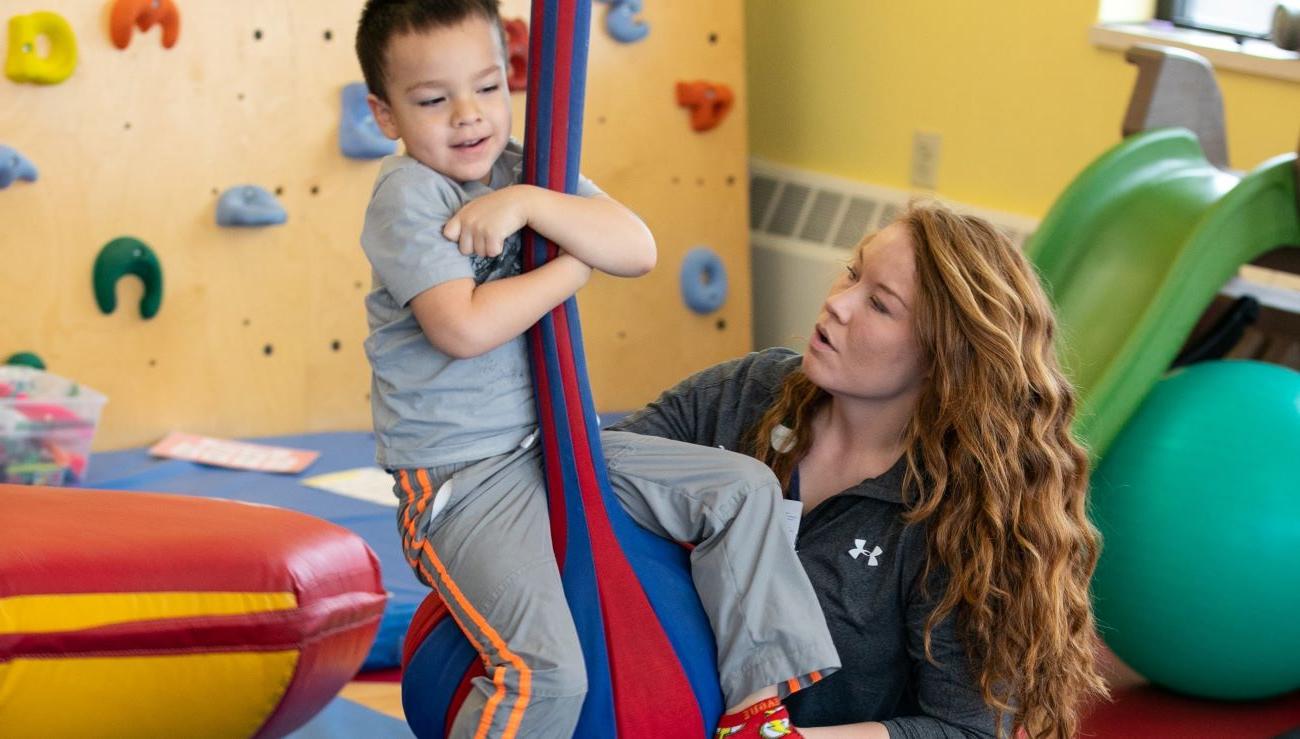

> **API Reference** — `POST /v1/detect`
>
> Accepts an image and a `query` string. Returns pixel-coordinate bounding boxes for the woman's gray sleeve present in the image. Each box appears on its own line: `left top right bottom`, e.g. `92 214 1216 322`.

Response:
606 362 732 446
878 582 1007 739
603 348 795 450
610 348 797 453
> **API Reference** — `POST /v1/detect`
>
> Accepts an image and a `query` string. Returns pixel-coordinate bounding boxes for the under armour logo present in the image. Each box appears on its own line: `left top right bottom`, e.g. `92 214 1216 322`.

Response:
849 539 882 566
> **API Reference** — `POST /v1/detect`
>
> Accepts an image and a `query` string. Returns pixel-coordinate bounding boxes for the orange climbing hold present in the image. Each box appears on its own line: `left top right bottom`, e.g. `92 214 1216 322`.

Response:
504 17 528 92
676 81 734 132
110 0 181 50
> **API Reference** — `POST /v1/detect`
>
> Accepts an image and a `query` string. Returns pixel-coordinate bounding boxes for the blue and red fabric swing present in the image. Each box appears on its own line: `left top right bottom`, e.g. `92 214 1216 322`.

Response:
399 1 723 735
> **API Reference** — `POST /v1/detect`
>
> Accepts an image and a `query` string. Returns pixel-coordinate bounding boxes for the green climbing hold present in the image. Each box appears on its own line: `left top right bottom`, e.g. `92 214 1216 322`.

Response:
93 236 163 319
4 352 45 369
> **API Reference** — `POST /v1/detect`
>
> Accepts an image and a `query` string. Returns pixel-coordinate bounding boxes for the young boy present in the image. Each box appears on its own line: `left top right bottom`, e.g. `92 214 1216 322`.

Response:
356 2 839 737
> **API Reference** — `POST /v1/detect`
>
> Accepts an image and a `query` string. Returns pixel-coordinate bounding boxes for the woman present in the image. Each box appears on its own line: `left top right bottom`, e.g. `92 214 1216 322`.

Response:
613 202 1106 738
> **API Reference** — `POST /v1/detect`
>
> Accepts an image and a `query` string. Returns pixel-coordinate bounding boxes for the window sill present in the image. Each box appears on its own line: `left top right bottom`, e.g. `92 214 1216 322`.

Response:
1089 22 1300 83
1226 269 1300 315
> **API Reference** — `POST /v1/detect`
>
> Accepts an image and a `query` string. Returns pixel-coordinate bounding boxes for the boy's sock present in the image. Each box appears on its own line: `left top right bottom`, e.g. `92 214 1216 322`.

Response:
714 696 803 738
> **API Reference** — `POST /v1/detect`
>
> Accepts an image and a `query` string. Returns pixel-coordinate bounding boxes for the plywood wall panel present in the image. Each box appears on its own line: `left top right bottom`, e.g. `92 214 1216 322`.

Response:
1 0 749 450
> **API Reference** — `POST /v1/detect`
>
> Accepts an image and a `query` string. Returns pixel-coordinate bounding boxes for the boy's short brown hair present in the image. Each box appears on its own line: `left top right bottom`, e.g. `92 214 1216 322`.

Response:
356 0 502 102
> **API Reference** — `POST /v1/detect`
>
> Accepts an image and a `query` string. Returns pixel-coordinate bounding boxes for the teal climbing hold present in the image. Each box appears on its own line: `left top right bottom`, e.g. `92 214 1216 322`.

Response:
4 352 45 369
93 237 163 319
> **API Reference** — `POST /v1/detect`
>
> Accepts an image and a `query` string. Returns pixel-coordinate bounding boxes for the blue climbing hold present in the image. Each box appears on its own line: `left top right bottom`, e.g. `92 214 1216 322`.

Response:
596 0 648 43
680 246 728 314
339 82 398 160
216 185 287 227
0 146 38 189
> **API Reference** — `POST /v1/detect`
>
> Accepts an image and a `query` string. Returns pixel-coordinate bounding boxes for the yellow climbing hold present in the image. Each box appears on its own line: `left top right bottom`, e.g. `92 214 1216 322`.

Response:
6 11 78 85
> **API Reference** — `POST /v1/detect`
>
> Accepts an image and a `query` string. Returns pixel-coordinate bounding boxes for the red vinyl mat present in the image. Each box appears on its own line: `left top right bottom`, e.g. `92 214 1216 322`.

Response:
1082 685 1300 738
1081 648 1300 738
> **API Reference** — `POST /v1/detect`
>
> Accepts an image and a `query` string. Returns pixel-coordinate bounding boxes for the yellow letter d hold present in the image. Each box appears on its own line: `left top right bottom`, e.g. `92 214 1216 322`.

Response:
6 12 78 85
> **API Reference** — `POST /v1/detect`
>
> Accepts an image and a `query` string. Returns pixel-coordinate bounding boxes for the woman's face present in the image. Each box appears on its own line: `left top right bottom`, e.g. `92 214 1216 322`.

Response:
803 223 926 404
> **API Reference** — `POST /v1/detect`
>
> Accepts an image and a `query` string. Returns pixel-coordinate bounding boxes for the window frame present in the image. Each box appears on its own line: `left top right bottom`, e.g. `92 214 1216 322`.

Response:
1155 0 1273 41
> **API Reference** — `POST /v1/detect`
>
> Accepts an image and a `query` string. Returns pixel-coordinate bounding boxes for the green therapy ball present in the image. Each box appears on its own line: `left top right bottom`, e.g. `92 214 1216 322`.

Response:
1090 360 1300 700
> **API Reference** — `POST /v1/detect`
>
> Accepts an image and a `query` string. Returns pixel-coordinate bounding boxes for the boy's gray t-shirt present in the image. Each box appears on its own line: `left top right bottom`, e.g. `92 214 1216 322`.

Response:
361 140 602 469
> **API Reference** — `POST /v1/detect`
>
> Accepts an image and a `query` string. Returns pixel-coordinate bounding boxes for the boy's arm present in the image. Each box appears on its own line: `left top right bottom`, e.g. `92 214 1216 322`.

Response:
444 185 656 277
409 253 592 359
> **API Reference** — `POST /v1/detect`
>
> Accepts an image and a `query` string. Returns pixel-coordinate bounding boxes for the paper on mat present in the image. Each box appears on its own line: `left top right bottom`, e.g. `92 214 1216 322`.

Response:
301 466 397 507
150 432 319 474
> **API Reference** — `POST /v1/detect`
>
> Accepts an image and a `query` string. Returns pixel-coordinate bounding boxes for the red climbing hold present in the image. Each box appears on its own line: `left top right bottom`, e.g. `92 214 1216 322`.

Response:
676 81 734 132
504 17 529 92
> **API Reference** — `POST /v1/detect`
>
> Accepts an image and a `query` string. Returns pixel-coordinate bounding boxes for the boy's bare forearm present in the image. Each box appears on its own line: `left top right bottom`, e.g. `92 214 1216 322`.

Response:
465 254 591 351
411 254 591 358
521 186 656 277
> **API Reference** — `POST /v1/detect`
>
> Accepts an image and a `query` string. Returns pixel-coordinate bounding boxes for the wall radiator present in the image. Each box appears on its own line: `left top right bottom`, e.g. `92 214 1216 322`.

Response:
748 158 1040 351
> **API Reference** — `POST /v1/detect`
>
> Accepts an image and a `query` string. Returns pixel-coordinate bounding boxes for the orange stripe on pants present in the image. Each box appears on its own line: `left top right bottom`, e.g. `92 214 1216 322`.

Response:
399 469 533 738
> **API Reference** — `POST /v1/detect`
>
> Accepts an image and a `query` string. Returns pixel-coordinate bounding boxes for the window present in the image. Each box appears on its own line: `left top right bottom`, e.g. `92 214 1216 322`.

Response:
1091 0 1299 83
1156 0 1277 40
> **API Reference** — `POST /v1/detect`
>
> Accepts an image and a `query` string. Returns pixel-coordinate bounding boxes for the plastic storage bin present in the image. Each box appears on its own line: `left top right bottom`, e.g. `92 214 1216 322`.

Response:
0 367 107 485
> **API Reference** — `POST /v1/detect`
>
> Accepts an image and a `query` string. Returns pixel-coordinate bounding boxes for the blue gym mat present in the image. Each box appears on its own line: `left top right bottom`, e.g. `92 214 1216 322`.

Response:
287 695 413 738
78 431 421 670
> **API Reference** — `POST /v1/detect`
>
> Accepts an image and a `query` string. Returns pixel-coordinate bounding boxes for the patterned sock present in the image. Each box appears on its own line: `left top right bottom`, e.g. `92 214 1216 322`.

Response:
714 696 803 738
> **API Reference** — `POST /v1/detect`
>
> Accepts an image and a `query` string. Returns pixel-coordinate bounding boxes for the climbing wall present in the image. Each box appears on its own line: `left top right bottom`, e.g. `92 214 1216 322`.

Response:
0 0 750 450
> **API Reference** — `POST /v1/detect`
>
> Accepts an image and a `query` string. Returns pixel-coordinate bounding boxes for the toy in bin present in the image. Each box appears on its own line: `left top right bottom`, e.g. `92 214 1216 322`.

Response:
0 367 106 485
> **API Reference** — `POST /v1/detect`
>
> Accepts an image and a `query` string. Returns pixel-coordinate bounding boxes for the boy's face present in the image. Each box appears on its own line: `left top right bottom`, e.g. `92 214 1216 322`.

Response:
368 17 511 184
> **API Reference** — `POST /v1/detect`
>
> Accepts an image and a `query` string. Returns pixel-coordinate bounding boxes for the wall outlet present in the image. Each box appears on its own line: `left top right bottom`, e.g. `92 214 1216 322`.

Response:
911 130 942 190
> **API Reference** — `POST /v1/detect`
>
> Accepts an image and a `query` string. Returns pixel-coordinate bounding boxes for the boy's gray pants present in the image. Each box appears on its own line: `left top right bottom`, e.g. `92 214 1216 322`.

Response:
393 430 840 739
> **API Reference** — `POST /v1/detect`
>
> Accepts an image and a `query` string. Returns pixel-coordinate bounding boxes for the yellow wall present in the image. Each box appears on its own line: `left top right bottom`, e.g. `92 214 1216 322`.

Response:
745 1 1300 218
